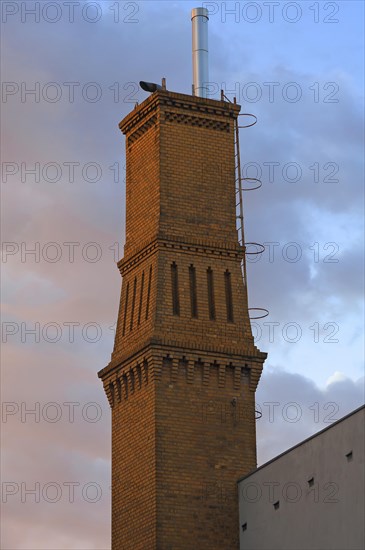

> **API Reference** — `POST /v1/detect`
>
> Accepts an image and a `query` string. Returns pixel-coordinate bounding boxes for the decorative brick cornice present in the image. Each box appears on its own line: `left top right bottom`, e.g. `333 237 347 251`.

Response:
164 111 230 132
101 355 151 408
118 241 159 275
98 343 266 407
109 336 263 373
119 97 159 135
119 237 242 275
127 114 157 145
119 90 240 136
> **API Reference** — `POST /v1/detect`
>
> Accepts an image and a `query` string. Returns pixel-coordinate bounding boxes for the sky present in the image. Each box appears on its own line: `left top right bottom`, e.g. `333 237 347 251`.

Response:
1 1 364 548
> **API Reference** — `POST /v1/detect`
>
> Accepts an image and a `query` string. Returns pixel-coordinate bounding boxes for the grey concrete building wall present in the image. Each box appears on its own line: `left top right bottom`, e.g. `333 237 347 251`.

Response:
238 405 365 550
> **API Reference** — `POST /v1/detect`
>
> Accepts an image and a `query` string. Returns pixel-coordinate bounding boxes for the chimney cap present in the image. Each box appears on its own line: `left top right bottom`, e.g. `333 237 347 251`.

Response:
191 7 209 20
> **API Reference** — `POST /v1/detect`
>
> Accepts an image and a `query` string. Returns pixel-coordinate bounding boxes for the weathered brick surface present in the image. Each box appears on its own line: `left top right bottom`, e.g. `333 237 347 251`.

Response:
111 372 156 549
98 90 266 549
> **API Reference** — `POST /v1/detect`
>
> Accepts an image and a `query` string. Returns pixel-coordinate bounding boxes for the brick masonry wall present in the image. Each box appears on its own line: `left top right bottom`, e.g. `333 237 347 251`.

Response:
111 374 156 549
124 117 160 257
98 90 266 549
155 353 258 550
158 109 237 243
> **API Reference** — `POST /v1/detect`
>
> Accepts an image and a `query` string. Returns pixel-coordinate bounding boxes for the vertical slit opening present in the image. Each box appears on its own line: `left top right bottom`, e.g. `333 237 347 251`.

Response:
122 282 129 336
225 269 234 322
137 271 145 326
171 262 180 316
130 277 137 331
189 264 198 318
145 266 152 320
207 267 216 320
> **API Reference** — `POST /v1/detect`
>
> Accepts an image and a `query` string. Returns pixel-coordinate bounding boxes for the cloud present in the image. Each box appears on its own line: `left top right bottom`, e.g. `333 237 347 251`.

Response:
256 366 365 465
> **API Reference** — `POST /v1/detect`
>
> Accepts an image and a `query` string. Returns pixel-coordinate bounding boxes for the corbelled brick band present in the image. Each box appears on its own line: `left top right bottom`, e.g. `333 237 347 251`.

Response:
98 90 266 550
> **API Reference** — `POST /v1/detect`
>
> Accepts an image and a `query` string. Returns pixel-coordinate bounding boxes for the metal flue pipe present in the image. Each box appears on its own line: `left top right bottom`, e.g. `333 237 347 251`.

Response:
191 7 209 98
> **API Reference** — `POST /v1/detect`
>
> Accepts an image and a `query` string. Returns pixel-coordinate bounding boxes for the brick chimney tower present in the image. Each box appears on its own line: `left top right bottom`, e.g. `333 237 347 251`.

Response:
98 9 267 549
